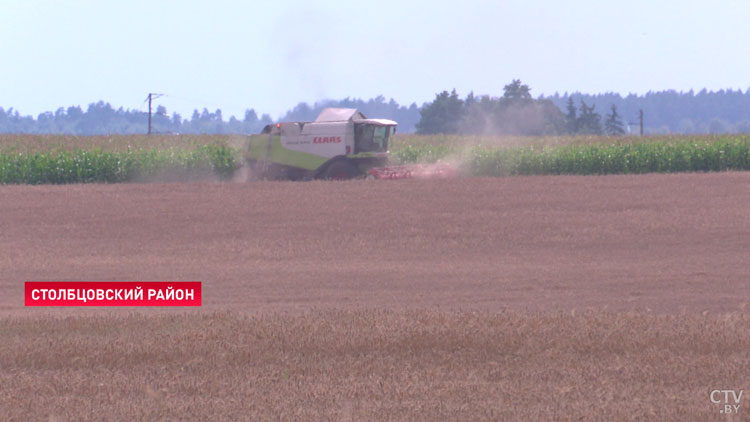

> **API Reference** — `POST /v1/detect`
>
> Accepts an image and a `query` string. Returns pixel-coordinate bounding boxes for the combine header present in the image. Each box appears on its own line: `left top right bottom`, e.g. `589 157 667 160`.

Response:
366 163 457 180
243 108 454 180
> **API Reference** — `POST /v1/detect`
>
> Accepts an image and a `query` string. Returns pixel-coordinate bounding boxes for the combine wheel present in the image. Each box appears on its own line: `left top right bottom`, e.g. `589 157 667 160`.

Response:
324 161 357 180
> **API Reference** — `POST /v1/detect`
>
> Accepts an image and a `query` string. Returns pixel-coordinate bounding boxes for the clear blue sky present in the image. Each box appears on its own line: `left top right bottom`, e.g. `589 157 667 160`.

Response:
1 0 748 120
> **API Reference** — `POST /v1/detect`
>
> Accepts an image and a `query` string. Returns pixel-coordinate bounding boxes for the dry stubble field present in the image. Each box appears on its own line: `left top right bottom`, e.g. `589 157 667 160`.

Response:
1 174 750 420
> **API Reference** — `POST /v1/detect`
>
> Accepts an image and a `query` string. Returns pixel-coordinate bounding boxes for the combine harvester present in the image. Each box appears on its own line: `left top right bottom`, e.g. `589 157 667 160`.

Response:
243 108 455 180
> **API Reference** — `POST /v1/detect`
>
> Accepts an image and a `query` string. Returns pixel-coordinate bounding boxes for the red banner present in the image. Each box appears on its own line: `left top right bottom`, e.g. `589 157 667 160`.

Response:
25 281 202 307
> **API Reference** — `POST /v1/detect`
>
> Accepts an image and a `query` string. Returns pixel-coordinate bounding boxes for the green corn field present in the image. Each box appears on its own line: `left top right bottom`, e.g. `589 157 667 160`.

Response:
0 140 238 184
1 134 750 183
390 134 750 176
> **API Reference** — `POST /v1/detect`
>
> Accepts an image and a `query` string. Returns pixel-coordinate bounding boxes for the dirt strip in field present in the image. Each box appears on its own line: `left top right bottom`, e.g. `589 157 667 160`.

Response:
1 172 748 314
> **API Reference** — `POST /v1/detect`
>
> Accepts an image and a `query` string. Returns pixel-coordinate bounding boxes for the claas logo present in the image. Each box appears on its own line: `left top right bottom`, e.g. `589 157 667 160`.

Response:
313 136 342 144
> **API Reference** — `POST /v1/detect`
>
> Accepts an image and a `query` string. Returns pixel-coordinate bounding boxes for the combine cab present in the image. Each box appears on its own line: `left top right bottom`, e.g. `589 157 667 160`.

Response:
244 107 455 181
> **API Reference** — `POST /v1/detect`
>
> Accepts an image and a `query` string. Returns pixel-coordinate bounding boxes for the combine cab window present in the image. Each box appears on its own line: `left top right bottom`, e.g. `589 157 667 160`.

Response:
355 124 392 153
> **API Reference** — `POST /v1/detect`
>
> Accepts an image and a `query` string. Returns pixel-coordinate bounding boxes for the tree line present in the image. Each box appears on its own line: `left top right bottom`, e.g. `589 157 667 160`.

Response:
0 102 276 135
0 97 422 136
546 89 750 134
416 80 628 136
416 81 750 136
2 83 750 135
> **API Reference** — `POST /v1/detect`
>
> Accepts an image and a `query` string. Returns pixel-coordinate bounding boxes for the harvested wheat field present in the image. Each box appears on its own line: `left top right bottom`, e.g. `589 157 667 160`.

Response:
1 173 750 420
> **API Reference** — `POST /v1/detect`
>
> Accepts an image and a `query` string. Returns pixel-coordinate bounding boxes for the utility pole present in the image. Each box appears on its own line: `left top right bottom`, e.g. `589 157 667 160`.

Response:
639 109 644 136
628 109 645 136
145 93 164 134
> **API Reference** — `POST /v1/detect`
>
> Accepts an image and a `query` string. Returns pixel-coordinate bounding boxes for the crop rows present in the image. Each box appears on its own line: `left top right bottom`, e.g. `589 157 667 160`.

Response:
0 144 237 184
3 310 750 420
391 135 750 176
0 134 248 153
1 134 750 183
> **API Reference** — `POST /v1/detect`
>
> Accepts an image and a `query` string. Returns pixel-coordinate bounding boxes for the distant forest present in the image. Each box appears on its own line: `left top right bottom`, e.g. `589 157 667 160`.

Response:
2 87 750 135
0 96 421 135
544 89 750 134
